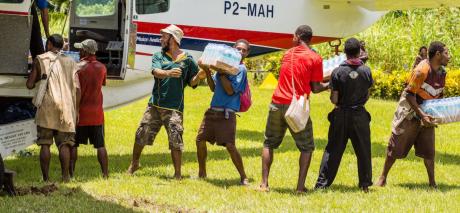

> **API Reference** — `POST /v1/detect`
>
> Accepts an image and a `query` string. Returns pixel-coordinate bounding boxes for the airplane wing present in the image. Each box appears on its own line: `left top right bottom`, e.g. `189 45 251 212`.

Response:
317 0 460 11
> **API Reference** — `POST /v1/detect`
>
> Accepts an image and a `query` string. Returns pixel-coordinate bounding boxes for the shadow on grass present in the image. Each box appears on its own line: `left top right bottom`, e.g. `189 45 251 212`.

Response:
0 185 136 212
396 182 460 192
201 177 256 188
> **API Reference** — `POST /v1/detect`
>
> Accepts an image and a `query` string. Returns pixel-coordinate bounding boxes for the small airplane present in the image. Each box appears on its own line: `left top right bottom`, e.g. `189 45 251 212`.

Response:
0 0 459 109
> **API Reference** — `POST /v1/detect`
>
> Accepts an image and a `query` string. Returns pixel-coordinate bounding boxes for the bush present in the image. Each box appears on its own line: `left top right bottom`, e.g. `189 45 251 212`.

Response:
370 69 460 100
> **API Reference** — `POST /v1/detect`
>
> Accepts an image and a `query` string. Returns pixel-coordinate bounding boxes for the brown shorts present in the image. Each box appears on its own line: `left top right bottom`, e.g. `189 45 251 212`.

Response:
135 105 184 151
36 126 75 147
196 109 236 146
387 118 435 160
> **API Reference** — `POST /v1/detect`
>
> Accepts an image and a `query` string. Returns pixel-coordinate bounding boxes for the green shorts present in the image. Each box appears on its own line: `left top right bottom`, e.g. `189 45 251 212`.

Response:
36 126 75 147
135 105 184 151
263 103 315 153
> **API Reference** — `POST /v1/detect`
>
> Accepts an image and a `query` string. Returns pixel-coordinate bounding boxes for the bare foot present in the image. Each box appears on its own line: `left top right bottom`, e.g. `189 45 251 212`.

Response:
258 184 270 192
103 174 109 180
375 176 387 187
240 178 249 186
198 171 207 179
174 173 182 180
127 161 140 175
62 176 70 183
429 182 437 189
295 187 308 194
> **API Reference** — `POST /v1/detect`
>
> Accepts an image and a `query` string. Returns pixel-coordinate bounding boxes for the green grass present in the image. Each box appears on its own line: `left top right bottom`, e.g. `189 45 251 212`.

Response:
2 86 460 212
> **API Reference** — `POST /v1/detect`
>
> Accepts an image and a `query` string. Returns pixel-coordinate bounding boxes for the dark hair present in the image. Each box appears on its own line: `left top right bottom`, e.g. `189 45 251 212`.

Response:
46 34 64 49
419 46 427 53
344 38 361 57
295 25 313 43
428 41 445 59
234 39 251 50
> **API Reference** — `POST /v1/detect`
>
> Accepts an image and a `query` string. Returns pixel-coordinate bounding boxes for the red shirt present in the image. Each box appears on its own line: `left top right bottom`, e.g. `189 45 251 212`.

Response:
272 45 323 104
77 55 107 126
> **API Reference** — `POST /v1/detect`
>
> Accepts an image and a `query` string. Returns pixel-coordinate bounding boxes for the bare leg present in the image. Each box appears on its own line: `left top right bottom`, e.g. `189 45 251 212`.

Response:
226 144 248 185
196 141 207 178
260 147 273 191
59 144 71 182
376 156 396 187
296 152 312 193
127 143 144 174
97 147 109 179
39 145 51 182
171 150 182 179
70 146 78 178
424 158 436 188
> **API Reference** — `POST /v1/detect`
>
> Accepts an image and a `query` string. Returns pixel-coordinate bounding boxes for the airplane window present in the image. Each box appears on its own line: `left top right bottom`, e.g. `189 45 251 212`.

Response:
76 0 116 17
0 0 24 3
136 0 169 14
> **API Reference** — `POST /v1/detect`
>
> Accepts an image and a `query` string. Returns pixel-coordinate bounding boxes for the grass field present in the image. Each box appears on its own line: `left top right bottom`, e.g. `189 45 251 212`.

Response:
1 86 460 212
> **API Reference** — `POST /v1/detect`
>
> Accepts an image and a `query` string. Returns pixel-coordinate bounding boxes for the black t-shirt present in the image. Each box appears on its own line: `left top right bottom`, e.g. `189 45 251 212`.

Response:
330 62 373 107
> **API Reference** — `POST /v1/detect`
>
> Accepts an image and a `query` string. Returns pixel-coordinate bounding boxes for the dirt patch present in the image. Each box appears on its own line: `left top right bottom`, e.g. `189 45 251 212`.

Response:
16 183 59 196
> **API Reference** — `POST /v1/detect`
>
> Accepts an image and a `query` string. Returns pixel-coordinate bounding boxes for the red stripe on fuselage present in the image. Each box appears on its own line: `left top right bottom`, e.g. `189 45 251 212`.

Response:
135 51 153 56
134 21 337 49
0 10 28 16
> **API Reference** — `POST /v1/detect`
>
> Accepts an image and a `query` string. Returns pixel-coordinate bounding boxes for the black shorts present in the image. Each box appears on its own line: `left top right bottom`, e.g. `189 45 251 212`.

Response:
75 125 105 148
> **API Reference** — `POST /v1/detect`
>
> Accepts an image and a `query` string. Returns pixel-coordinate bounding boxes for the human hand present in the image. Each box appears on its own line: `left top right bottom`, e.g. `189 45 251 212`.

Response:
169 68 182 78
421 115 437 127
198 59 210 70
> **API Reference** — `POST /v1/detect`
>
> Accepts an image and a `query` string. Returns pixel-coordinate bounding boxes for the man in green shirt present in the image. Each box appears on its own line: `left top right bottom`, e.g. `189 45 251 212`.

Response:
127 25 203 179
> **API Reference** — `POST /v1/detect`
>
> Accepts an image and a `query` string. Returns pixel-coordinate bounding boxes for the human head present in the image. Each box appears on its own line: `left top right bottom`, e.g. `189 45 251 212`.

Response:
160 25 184 52
234 39 250 61
344 38 361 58
360 40 366 49
293 25 313 46
74 39 98 58
419 46 428 59
46 34 64 51
428 41 449 66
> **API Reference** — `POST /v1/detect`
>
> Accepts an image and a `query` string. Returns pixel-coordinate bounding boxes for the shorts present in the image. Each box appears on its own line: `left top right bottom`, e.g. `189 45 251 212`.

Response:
36 126 75 147
75 125 105 148
196 109 236 146
135 105 184 151
387 118 435 160
263 103 315 153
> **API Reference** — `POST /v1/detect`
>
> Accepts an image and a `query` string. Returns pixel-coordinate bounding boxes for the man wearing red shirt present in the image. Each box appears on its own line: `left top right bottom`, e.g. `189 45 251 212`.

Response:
259 25 329 193
70 39 109 179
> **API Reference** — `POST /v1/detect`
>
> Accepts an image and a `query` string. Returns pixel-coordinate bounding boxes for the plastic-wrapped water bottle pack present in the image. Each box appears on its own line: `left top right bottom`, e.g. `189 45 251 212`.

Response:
62 51 80 62
200 43 242 75
322 54 346 79
421 97 460 124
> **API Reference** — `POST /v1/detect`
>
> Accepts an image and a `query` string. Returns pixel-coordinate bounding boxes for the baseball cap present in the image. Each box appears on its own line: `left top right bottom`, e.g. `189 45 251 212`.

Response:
74 39 98 54
160 25 184 45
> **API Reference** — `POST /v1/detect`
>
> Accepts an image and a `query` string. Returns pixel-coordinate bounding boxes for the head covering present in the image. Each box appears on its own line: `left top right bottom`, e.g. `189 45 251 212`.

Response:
160 25 184 45
74 39 98 54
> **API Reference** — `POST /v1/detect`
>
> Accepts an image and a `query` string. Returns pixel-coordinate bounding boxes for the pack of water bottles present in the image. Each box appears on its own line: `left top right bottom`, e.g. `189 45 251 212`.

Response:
62 51 80 62
421 97 460 124
322 54 347 79
200 43 242 75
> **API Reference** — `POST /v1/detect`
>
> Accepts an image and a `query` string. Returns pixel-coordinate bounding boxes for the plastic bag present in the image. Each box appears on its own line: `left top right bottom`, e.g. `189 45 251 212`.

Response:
421 97 460 124
200 43 241 75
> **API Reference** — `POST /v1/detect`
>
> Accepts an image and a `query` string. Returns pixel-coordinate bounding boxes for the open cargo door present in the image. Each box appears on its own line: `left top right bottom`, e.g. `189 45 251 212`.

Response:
0 0 32 75
69 0 127 79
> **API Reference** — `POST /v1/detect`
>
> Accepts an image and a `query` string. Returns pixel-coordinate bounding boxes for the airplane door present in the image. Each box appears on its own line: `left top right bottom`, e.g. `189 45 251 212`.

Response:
0 0 32 75
69 0 126 79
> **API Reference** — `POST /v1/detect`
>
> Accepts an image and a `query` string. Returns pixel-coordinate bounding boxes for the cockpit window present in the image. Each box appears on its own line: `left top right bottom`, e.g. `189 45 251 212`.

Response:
136 0 169 14
0 0 24 3
76 0 116 17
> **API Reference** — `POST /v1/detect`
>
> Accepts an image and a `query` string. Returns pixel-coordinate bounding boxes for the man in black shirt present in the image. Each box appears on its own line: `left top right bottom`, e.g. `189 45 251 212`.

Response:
315 38 374 192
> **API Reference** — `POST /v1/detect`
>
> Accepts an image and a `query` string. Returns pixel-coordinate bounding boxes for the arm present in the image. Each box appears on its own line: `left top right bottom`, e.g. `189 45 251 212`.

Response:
189 73 201 87
219 74 234 95
26 59 41 89
310 81 330 94
405 92 435 126
330 90 339 105
40 8 50 38
204 68 215 92
151 68 171 79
